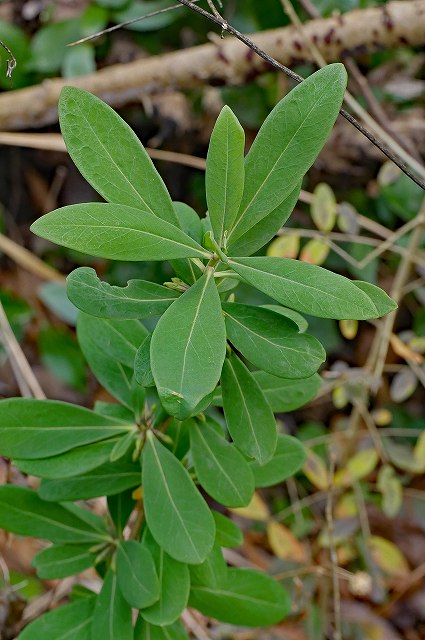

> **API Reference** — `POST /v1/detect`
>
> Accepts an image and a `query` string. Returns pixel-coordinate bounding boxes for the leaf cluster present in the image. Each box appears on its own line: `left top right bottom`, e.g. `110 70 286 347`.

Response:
0 63 397 638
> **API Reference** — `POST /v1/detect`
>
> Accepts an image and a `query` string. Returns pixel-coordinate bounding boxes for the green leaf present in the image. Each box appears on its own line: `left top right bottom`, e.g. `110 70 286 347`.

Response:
59 86 179 226
18 597 95 640
134 334 155 387
226 64 347 246
212 511 243 548
206 106 245 245
38 326 86 391
189 568 290 627
77 321 134 409
91 569 133 640
31 203 209 262
110 430 136 462
262 304 309 332
142 432 215 564
151 271 226 419
112 0 180 31
13 438 120 479
141 531 190 626
253 371 321 412
221 354 277 464
228 256 383 320
170 201 204 285
78 312 147 368
135 617 188 640
190 543 228 588
214 372 321 413
353 281 397 316
116 540 160 609
222 303 325 379
108 489 136 536
67 267 179 319
0 398 133 459
250 434 307 488
33 544 95 579
228 183 301 257
0 486 108 544
190 419 254 507
62 43 96 78
38 461 140 501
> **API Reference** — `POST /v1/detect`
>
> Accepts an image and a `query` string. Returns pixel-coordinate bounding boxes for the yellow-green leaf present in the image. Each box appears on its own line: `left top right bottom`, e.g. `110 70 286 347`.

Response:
311 183 337 232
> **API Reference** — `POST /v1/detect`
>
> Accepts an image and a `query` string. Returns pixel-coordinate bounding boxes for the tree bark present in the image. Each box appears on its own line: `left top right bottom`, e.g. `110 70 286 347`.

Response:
0 0 424 130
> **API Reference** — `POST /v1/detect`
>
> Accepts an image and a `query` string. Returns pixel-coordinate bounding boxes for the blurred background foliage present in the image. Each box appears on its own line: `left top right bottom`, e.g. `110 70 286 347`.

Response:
0 1 424 639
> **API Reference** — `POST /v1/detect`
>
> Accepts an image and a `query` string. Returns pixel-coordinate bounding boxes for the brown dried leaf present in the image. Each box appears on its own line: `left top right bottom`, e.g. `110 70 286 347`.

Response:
267 520 307 563
303 449 329 490
231 492 269 521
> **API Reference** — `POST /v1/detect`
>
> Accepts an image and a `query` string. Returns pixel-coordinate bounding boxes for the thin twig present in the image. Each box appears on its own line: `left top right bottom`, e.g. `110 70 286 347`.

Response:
325 452 342 640
175 0 425 190
69 1 201 46
0 300 45 399
371 202 425 387
0 39 16 79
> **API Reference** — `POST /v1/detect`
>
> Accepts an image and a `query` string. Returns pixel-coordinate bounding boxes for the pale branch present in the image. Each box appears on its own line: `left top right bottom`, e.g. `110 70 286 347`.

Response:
176 0 425 189
0 1 424 133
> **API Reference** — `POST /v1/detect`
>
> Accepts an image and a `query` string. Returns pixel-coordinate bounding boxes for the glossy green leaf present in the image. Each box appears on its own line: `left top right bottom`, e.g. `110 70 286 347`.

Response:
0 398 133 459
221 354 277 464
31 203 210 262
134 334 155 387
0 486 108 544
250 434 307 487
190 419 254 507
142 432 215 564
135 617 188 640
91 569 133 640
228 256 384 320
190 543 228 588
206 106 245 245
228 183 301 256
116 540 160 609
33 544 96 579
151 271 226 419
112 0 179 31
353 281 397 316
141 531 190 626
67 267 179 319
189 568 290 627
18 597 95 640
39 461 140 501
222 303 325 379
226 64 347 247
59 86 178 226
212 511 243 548
13 438 120 479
